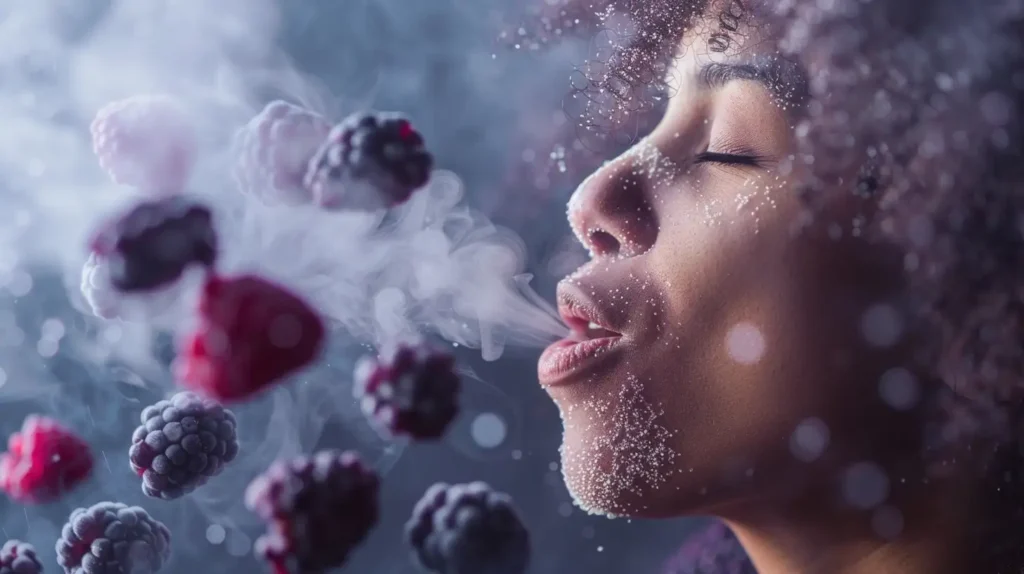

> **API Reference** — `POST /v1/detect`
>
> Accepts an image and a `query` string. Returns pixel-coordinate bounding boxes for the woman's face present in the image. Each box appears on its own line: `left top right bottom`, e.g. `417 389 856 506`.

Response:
539 11 914 519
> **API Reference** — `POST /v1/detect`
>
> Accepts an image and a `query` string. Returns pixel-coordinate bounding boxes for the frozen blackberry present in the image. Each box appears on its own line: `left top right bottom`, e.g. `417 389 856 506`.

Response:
304 111 432 211
0 540 42 574
129 392 239 500
55 502 171 574
233 100 331 205
354 343 460 440
91 196 216 292
245 450 379 573
406 482 529 574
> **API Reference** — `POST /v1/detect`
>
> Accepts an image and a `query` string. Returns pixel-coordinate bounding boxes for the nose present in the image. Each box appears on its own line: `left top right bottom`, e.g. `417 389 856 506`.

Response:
568 149 659 258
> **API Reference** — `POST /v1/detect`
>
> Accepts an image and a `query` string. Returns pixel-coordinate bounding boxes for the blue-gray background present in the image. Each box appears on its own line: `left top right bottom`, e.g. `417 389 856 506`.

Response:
0 0 702 572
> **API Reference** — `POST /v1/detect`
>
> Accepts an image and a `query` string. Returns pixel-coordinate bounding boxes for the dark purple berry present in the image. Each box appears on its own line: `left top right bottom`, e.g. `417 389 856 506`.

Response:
91 196 216 292
406 482 529 574
662 522 755 574
354 344 460 440
245 450 379 573
129 392 239 500
0 540 42 574
304 111 432 211
55 501 171 574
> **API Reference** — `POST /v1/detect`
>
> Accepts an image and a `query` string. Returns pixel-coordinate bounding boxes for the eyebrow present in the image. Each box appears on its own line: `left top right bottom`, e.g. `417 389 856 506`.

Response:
697 57 809 107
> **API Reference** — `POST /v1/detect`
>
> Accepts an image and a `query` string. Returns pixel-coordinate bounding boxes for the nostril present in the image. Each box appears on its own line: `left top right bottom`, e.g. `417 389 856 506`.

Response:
588 229 620 256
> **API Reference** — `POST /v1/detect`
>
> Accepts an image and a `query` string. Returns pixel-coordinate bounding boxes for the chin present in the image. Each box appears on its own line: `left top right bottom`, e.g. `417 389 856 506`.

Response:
554 371 684 519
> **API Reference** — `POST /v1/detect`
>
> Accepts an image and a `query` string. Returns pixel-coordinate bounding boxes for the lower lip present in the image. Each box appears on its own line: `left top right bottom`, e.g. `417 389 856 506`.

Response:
538 336 622 386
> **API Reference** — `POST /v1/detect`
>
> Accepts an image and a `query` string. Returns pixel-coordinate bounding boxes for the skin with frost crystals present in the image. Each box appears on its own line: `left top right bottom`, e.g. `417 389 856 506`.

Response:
540 7 908 526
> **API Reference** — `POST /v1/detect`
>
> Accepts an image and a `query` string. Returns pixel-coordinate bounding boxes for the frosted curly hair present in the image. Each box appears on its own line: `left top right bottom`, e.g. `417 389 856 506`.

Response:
521 0 1024 568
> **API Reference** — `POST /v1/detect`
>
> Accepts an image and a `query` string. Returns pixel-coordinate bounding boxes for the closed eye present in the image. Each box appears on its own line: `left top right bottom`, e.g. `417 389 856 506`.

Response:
694 151 764 167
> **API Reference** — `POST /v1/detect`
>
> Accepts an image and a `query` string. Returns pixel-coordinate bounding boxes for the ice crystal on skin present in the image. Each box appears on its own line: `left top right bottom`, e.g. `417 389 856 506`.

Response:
558 373 679 517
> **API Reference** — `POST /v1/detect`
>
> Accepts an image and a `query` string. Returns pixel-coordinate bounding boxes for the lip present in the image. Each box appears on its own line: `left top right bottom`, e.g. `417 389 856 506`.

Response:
537 283 625 387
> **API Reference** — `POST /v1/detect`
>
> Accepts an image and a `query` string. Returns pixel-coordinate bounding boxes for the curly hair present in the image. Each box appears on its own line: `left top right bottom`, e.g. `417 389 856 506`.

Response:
517 0 1024 569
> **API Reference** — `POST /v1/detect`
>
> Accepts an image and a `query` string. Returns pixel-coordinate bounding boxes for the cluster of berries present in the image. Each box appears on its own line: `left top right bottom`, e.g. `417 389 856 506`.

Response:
0 94 527 574
235 101 432 210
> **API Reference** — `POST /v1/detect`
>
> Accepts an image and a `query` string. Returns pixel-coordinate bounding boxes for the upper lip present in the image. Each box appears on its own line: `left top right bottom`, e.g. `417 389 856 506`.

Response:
556 282 623 338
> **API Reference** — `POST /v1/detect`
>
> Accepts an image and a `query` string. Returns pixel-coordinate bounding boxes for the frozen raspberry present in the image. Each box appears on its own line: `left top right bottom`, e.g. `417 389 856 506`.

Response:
129 392 239 500
55 502 171 574
90 196 216 293
91 94 197 193
175 274 325 402
662 522 755 574
0 416 93 504
405 482 529 574
304 111 432 211
245 450 379 573
0 540 42 574
354 344 460 440
233 101 331 205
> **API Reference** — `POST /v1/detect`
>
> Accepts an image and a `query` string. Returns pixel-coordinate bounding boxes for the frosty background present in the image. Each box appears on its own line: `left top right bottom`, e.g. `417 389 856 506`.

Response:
0 0 701 572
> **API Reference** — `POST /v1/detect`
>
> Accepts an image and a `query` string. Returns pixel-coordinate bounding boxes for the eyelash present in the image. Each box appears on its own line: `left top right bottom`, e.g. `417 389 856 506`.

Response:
694 151 764 167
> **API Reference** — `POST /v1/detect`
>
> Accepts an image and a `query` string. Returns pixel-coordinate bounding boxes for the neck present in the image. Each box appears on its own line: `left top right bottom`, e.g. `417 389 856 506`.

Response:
718 472 978 574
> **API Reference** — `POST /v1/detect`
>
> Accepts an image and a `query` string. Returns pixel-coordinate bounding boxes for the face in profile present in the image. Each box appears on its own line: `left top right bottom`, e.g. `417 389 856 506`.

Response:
538 8 916 519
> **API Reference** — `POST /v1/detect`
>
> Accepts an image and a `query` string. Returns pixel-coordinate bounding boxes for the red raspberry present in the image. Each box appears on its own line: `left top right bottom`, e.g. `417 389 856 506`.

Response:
90 94 197 193
233 100 331 205
354 343 460 440
175 274 325 402
0 416 93 504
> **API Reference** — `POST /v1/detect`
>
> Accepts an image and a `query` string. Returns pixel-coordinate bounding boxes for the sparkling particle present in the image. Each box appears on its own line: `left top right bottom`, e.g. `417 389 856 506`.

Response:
470 412 507 449
878 368 920 410
558 374 679 517
841 462 889 510
790 418 830 462
206 524 226 544
725 322 766 364
860 304 903 347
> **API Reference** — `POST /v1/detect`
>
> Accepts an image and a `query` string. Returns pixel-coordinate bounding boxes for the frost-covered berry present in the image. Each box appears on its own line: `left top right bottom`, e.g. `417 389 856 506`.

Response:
90 196 216 293
175 274 325 402
55 502 171 574
79 252 181 322
0 540 42 574
129 392 239 500
405 482 529 574
304 111 432 211
662 522 755 574
0 416 93 504
354 344 460 440
91 94 197 193
245 450 379 573
233 100 331 206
